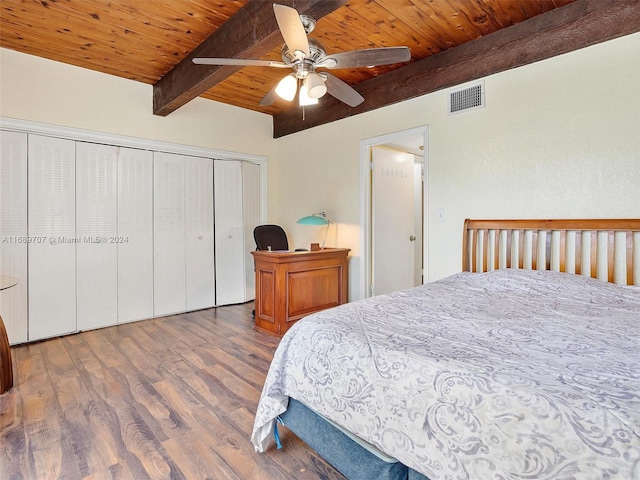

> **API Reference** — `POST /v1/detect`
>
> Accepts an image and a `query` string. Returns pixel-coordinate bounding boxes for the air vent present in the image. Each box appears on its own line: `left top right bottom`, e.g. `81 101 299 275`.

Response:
448 80 485 115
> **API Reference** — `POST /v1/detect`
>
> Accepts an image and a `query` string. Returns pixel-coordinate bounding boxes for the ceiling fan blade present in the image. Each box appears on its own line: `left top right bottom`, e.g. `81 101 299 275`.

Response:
273 4 310 59
322 72 364 107
259 84 280 106
193 58 289 68
319 46 411 69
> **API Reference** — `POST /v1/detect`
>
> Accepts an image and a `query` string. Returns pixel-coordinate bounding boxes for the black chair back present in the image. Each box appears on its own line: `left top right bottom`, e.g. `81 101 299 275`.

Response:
253 224 289 251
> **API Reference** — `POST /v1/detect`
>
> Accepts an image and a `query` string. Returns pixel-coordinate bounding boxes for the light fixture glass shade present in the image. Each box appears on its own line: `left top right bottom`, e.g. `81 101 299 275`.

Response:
306 72 327 99
275 74 297 101
297 212 333 248
299 82 319 106
297 214 328 225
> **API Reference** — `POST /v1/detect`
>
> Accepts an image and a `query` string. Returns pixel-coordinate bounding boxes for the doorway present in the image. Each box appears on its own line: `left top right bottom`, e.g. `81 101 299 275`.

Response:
359 127 428 299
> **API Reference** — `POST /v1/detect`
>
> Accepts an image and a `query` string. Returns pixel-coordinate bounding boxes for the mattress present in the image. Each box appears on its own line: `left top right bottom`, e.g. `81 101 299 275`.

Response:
279 398 424 480
252 269 640 479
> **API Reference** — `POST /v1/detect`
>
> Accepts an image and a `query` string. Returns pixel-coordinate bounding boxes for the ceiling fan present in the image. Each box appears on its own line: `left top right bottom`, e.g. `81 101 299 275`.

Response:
192 3 411 108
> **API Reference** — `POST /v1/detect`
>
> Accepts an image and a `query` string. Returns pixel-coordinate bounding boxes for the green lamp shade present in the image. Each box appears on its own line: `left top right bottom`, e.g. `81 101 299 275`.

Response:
297 215 329 226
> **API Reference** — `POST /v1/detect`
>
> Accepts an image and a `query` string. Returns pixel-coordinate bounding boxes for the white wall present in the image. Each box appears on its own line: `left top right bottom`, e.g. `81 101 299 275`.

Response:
0 48 275 158
273 32 640 299
3 33 640 303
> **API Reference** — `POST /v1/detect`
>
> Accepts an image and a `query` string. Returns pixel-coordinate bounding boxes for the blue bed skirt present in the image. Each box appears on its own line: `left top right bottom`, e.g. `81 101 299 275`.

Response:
278 398 429 480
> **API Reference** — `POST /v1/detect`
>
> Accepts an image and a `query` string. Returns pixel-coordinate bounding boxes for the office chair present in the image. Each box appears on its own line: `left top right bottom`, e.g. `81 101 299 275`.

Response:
253 224 289 251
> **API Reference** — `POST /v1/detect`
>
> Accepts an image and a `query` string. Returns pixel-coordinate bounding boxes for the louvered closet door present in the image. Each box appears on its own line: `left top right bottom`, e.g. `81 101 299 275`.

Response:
0 131 28 344
154 152 186 315
242 162 261 301
214 160 245 306
117 147 153 323
76 142 118 331
185 156 215 310
28 134 76 341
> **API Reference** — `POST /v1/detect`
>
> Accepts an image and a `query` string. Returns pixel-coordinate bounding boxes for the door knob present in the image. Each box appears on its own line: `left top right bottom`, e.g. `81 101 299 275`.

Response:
409 235 416 241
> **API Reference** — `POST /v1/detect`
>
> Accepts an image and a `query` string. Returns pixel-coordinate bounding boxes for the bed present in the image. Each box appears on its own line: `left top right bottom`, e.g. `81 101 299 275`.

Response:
251 219 640 480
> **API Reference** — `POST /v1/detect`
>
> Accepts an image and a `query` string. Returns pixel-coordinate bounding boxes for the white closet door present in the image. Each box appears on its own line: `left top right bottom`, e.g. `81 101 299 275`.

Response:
214 160 245 306
0 131 28 344
154 152 186 315
76 142 118 331
242 162 261 301
28 134 76 340
185 157 215 310
117 147 153 323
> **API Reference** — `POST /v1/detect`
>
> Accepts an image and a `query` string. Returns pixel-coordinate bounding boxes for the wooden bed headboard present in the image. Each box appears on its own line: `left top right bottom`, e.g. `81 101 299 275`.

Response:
463 219 640 286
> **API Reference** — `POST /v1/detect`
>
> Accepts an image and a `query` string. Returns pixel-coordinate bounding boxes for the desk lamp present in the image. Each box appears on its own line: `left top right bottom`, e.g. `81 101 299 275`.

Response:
296 212 333 248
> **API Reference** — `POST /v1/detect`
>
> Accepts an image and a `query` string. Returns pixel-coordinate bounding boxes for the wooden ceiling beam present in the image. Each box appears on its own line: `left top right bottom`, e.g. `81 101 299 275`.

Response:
273 0 640 138
153 0 348 116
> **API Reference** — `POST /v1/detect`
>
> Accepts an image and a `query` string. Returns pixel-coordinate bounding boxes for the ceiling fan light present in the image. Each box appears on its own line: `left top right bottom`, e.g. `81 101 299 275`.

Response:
306 72 327 98
299 83 319 106
275 74 297 101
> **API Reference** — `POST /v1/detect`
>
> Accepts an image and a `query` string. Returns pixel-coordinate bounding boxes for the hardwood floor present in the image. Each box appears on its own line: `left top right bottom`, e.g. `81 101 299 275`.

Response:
0 302 346 480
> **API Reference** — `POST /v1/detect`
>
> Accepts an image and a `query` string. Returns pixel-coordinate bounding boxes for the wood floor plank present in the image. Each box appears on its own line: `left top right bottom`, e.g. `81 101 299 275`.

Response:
223 333 280 365
161 435 242 480
194 342 268 389
214 329 276 371
89 381 186 480
152 379 263 479
109 335 165 384
155 311 221 347
39 339 120 477
190 408 265 479
201 363 262 412
1 302 346 480
18 339 83 479
0 345 30 479
63 331 182 479
82 462 138 480
61 334 175 479
170 339 217 371
157 351 226 412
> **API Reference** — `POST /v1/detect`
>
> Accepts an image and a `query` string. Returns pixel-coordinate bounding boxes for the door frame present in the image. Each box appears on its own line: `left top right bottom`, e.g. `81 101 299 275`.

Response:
359 126 429 299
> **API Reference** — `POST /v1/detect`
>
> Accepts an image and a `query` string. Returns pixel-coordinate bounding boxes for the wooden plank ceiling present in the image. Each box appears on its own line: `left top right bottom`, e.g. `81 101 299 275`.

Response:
2 0 639 137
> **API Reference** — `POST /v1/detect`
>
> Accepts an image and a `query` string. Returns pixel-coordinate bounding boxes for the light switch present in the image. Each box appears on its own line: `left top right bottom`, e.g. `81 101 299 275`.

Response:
436 209 446 222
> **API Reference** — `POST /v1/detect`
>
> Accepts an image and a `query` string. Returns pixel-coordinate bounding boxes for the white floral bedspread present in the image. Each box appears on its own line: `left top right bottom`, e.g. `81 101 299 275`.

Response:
251 269 640 480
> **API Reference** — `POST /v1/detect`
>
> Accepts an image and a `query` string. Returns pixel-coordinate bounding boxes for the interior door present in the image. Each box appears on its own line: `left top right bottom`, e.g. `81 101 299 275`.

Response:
185 156 215 310
117 147 154 323
76 142 118 331
0 130 28 344
214 159 245 306
153 151 186 316
371 146 415 296
28 134 77 340
242 161 261 301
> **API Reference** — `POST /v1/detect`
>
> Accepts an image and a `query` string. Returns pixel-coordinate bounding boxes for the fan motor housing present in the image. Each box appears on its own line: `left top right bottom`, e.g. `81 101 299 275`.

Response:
281 38 326 76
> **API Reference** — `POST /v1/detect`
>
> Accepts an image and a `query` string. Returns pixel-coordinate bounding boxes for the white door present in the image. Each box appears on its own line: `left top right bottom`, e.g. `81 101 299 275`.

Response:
76 142 118 331
117 147 154 323
0 130 28 344
154 152 186 315
185 156 215 310
28 134 77 340
371 146 416 296
242 162 261 301
413 163 424 286
214 160 245 306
